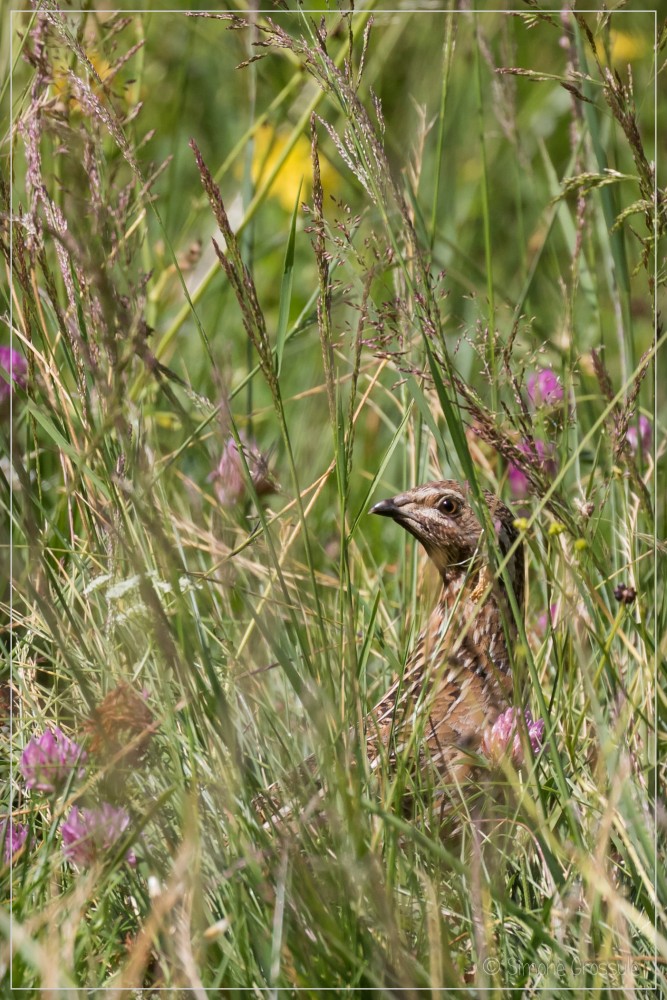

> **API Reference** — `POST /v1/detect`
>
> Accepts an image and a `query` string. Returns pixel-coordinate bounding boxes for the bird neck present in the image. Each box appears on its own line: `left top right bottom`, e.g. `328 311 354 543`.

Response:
436 563 518 678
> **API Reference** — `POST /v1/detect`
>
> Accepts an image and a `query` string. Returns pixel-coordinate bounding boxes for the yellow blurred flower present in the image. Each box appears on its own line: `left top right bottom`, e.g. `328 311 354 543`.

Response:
610 29 649 65
251 124 339 211
50 49 137 110
461 156 482 185
592 29 650 68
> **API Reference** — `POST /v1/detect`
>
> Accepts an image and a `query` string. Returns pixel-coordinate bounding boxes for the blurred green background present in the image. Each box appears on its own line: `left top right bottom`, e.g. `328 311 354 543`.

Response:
2 4 663 992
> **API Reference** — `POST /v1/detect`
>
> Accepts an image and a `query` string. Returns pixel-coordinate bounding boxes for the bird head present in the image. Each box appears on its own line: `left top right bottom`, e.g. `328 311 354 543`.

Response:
370 479 523 599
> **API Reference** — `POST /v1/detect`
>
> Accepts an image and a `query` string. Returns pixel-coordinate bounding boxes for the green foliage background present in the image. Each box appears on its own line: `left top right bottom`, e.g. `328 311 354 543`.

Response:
1 3 664 994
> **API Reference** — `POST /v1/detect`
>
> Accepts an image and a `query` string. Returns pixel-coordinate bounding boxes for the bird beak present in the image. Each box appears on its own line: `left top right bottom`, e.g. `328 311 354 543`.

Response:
369 497 400 517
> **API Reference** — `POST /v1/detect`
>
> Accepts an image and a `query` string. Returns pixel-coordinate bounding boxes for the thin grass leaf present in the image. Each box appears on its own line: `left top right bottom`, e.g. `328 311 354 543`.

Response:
275 178 303 377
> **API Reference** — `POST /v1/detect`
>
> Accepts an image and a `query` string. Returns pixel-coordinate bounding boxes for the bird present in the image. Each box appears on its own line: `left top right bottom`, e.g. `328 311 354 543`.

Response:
367 479 524 794
257 479 525 828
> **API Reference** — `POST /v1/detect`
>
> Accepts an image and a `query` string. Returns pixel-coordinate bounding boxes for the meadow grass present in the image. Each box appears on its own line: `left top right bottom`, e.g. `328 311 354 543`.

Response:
1 5 664 994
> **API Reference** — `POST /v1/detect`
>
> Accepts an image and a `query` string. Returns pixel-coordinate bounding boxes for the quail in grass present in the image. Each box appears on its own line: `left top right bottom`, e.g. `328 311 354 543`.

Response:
368 480 525 790
258 480 526 828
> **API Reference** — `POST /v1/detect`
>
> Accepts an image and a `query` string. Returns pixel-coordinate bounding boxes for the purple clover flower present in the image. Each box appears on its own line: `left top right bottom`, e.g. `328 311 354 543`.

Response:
61 803 135 867
536 603 558 637
19 727 87 794
626 415 651 458
481 707 545 768
508 439 558 500
526 368 563 408
209 434 275 507
210 437 245 506
0 816 29 863
0 346 27 406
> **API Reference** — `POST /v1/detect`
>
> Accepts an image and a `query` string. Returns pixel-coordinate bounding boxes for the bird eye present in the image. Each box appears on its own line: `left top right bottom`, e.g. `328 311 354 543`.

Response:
438 496 460 516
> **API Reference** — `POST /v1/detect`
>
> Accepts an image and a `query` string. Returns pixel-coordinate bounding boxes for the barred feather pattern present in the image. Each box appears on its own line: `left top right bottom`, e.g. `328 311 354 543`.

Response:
257 481 524 826
368 481 524 786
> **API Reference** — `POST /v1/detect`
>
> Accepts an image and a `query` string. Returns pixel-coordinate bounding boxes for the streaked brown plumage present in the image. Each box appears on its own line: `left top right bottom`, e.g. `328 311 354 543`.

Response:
258 479 524 827
368 479 524 787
